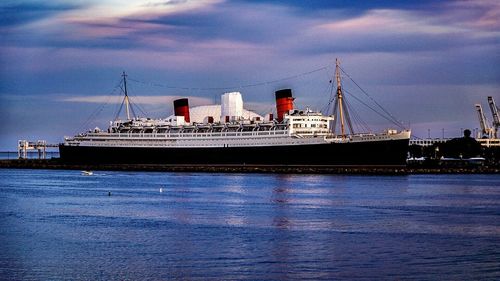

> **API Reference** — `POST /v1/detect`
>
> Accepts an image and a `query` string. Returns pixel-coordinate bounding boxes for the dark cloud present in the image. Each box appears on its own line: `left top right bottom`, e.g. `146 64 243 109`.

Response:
232 0 447 14
1 33 141 50
0 2 81 27
297 32 499 55
122 2 304 45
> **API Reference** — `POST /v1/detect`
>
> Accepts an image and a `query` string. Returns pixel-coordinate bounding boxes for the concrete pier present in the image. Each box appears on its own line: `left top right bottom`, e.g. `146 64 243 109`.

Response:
17 140 59 159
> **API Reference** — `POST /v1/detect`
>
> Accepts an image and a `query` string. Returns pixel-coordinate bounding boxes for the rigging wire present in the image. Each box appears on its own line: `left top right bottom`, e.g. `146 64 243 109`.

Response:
126 65 332 118
125 82 149 118
321 78 336 115
113 96 126 121
331 96 339 134
76 78 123 134
114 81 129 120
343 88 404 129
343 96 371 133
132 97 149 117
342 97 357 133
112 76 150 120
342 95 355 135
338 65 405 129
127 66 331 91
129 101 137 119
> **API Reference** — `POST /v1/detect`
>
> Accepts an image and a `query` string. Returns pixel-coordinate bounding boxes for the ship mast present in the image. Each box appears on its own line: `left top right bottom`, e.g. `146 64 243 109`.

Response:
335 59 346 138
122 71 131 120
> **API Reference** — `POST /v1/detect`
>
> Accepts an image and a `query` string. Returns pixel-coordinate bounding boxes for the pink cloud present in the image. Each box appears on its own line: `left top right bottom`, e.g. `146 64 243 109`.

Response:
60 95 213 106
448 0 500 30
314 9 459 36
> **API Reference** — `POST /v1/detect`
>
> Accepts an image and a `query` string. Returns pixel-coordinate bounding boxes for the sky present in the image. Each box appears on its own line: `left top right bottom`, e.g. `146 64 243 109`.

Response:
0 0 499 150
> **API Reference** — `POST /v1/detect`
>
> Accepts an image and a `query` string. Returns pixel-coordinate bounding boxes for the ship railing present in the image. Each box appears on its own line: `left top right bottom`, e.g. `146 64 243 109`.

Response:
80 130 290 139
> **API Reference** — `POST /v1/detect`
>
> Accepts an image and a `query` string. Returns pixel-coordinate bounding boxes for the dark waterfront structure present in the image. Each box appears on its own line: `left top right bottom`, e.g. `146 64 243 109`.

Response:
441 129 482 159
408 129 500 168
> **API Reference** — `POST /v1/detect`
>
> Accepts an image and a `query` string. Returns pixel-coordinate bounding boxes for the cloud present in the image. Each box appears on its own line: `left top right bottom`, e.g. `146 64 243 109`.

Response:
301 6 499 54
143 0 189 7
232 0 442 14
1 0 498 92
442 0 500 31
3 0 498 62
0 0 222 50
0 2 81 27
59 0 221 23
60 95 213 106
0 0 499 150
315 9 457 34
116 1 307 48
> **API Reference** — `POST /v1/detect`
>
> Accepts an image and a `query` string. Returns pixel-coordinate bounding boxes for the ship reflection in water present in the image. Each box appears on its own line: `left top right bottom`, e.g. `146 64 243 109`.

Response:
0 169 498 280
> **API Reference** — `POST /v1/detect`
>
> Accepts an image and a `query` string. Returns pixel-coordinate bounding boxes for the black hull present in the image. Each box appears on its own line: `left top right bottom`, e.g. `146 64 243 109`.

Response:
59 139 409 166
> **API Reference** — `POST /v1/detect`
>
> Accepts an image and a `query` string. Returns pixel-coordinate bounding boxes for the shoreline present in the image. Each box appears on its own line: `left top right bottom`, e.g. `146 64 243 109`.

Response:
0 159 498 174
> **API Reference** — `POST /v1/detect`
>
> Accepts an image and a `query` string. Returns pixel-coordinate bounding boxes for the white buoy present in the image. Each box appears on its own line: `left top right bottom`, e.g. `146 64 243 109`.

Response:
159 188 163 193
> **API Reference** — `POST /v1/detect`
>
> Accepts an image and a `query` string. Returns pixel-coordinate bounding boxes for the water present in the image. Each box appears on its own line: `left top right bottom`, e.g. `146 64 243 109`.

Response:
0 169 499 280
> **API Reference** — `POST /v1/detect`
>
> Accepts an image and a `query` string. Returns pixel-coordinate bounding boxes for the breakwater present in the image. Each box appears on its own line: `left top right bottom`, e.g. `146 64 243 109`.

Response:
1 159 498 174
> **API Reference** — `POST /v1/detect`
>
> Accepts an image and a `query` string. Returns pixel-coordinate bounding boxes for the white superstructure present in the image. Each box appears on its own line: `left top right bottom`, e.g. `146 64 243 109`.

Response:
166 105 262 124
221 92 244 122
64 107 410 148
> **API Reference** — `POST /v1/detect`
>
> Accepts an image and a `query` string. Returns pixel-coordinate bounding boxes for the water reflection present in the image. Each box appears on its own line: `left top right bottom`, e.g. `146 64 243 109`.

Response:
271 184 292 229
271 186 291 204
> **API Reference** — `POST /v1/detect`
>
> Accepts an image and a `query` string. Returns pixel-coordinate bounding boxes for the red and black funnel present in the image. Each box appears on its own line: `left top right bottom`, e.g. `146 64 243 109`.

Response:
173 98 190 123
275 89 294 122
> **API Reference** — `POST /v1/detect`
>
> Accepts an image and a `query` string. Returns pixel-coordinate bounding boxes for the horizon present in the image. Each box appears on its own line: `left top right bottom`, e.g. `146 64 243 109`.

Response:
1 0 499 150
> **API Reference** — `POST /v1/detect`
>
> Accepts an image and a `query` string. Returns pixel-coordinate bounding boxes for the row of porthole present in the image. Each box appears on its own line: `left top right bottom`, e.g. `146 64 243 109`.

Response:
360 136 396 141
90 137 286 145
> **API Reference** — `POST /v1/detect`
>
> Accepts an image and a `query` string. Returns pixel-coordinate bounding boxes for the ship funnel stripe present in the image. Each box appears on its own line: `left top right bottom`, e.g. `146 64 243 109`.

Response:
173 98 189 107
275 89 293 99
173 98 190 123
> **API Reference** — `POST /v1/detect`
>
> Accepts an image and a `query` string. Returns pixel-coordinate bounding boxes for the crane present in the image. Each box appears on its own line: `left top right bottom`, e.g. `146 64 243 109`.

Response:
475 104 494 138
487 96 499 138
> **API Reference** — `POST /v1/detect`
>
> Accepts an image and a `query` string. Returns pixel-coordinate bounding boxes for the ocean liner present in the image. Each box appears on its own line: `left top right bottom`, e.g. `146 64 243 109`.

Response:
59 60 411 166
